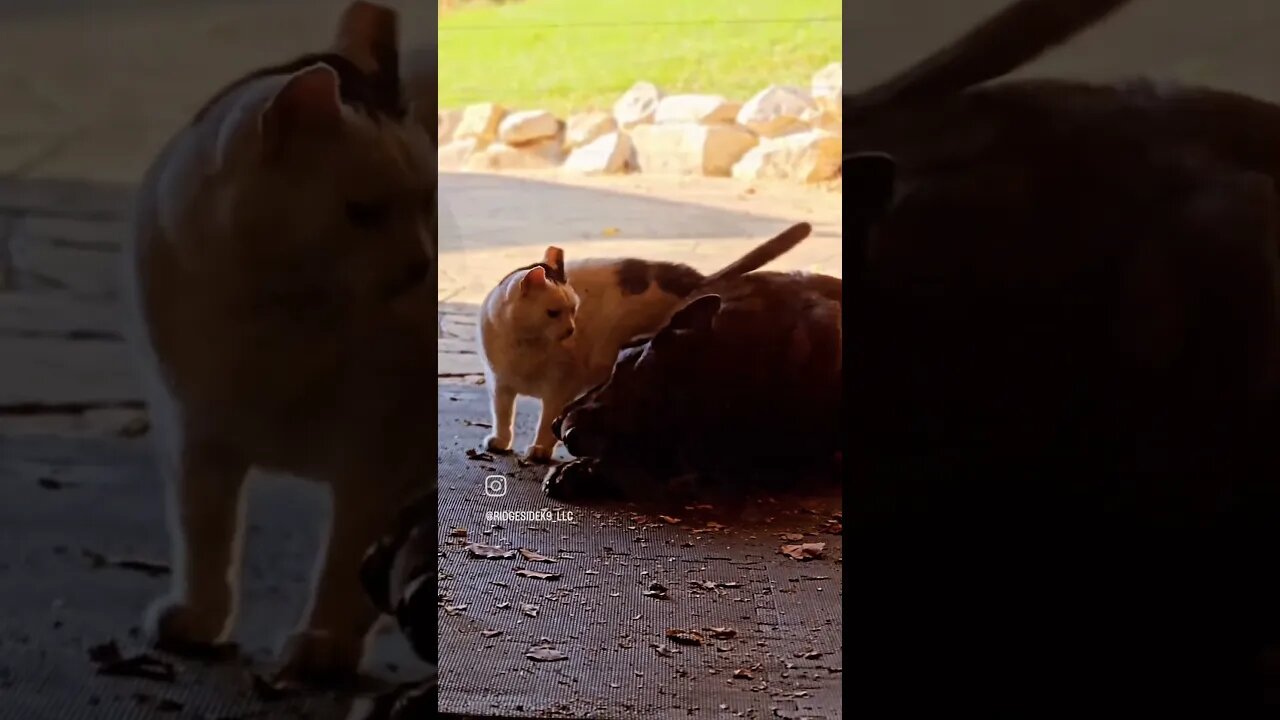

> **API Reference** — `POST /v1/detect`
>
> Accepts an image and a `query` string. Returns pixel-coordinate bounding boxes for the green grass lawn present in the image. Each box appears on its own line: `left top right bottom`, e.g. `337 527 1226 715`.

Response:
438 0 841 116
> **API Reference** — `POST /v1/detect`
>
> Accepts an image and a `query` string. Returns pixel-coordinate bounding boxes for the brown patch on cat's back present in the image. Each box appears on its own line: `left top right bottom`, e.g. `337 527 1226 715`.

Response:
191 52 404 126
616 259 705 297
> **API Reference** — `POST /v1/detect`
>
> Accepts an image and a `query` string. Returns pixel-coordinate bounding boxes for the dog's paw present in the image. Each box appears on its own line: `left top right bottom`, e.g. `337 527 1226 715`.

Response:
524 443 555 463
144 596 238 659
389 676 436 720
483 434 513 454
275 629 362 687
542 458 598 499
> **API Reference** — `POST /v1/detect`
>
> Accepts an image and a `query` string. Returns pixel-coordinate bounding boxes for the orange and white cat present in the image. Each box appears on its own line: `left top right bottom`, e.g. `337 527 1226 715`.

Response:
477 223 811 461
123 1 436 684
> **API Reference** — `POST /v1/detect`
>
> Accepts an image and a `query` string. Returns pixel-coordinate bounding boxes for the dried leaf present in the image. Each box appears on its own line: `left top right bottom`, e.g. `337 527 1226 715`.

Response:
480 630 503 638
521 603 539 617
465 448 496 461
443 604 467 615
518 548 557 563
779 543 826 561
658 515 682 524
706 627 737 640
793 649 824 659
665 629 704 646
87 641 121 665
689 521 726 534
780 533 805 541
653 644 675 657
717 581 743 589
733 669 753 679
111 559 170 578
465 543 516 559
82 549 108 568
643 581 669 600
88 641 176 683
118 416 151 438
448 528 468 538
514 568 561 580
496 601 512 609
525 645 567 662
82 550 170 577
251 673 296 701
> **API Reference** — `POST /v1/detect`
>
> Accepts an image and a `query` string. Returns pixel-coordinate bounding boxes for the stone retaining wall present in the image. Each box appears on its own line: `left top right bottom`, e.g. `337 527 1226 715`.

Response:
437 62 842 184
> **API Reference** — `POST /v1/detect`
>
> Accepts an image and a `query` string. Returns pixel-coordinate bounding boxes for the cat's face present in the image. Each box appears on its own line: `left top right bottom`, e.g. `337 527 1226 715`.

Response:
197 3 435 309
497 248 578 344
554 295 721 459
503 265 579 343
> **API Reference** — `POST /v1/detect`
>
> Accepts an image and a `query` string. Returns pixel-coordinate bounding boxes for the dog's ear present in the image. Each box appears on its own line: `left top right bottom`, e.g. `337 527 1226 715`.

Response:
845 152 897 220
659 294 722 338
844 152 898 285
619 332 656 351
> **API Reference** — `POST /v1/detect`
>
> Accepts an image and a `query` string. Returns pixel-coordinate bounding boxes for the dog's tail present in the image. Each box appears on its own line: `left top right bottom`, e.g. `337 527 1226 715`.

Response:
701 222 813 286
846 0 1134 113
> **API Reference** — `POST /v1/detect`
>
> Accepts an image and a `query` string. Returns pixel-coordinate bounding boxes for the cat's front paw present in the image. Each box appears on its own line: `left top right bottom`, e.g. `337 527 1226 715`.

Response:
483 434 513 454
524 443 556 463
144 596 238 659
275 629 363 687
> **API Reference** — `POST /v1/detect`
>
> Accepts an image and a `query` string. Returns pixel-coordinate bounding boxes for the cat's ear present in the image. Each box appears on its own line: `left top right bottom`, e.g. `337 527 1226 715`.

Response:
542 246 565 268
541 247 566 282
260 64 343 158
662 294 722 335
519 265 548 294
333 1 400 74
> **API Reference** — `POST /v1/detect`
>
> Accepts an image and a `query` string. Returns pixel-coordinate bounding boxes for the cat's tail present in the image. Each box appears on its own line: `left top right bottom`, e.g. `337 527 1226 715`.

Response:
701 222 812 286
846 0 1133 114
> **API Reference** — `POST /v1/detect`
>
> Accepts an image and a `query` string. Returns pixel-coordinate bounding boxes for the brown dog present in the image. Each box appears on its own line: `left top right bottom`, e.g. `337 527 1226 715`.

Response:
124 2 436 683
844 0 1280 207
543 270 843 503
842 0 1280 524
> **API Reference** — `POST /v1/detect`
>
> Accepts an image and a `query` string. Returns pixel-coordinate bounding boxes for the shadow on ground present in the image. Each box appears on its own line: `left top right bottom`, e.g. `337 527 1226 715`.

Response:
436 383 844 719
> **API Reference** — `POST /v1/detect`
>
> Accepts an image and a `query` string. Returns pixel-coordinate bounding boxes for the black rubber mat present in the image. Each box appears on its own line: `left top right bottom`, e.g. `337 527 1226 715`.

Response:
0 433 427 720
437 385 844 719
